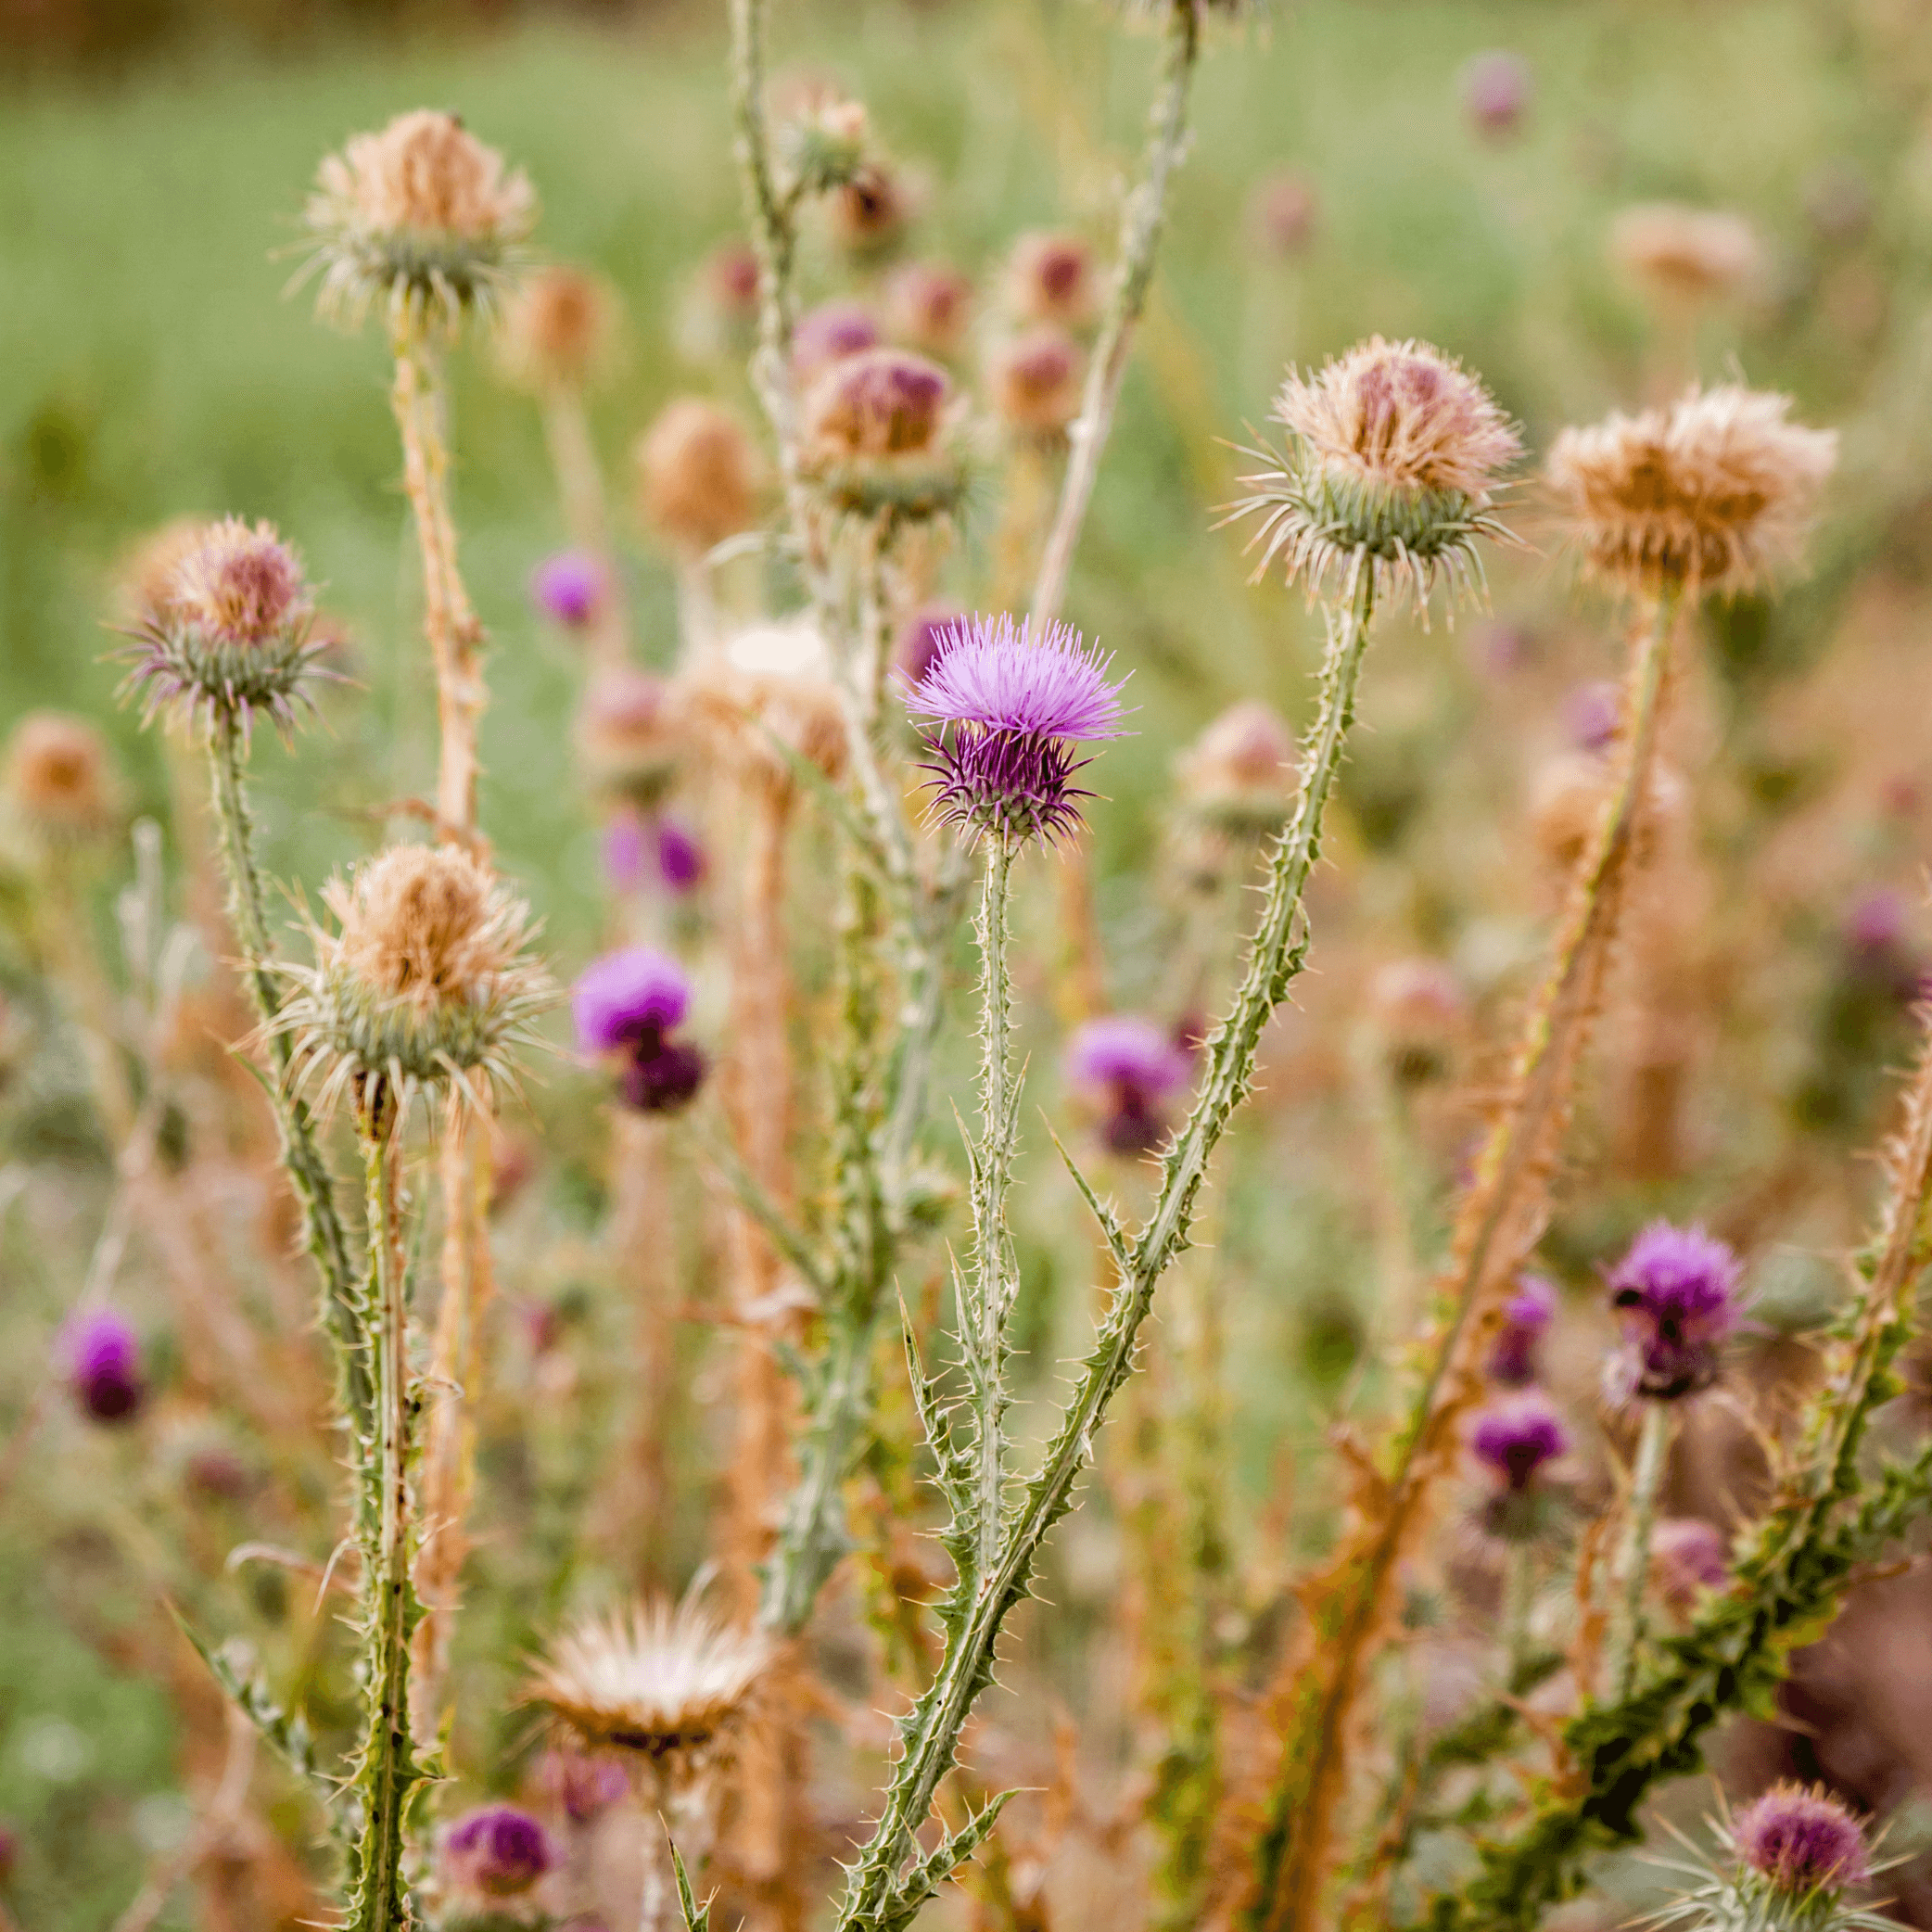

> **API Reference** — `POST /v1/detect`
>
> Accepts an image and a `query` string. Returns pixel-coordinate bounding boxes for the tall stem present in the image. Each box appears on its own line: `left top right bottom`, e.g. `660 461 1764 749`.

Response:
1607 1402 1674 1699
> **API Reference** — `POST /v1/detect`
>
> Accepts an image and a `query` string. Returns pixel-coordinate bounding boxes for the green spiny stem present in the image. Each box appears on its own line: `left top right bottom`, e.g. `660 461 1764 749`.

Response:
206 715 371 1437
833 566 1378 1932
346 1089 427 1932
1607 1402 1674 1700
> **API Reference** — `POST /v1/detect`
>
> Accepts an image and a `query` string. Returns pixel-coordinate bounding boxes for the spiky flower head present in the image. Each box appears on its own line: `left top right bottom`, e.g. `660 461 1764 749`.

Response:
801 348 966 527
4 712 121 845
1231 336 1521 612
1546 386 1836 600
1468 1392 1569 1542
990 327 1086 439
1607 1220 1744 1402
497 264 616 393
571 946 707 1115
121 518 330 743
578 668 683 807
1734 1787 1872 1896
1175 700 1298 838
1612 204 1761 311
1006 231 1097 329
1066 1014 1193 1155
439 1804 554 1901
62 1308 145 1425
1488 1272 1557 1387
526 1601 772 1780
302 109 536 337
775 91 871 197
277 844 553 1124
905 613 1131 847
635 399 760 557
1652 1516 1731 1609
886 261 973 358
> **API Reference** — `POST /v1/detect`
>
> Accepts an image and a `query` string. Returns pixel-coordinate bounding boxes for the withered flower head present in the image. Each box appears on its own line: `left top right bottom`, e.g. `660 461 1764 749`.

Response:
1610 204 1761 311
828 161 916 258
776 90 871 197
277 844 553 1122
1230 336 1520 612
989 327 1086 439
1545 385 1837 601
635 399 761 556
1007 231 1097 329
681 620 848 795
4 712 121 844
118 517 210 630
800 348 966 528
526 1601 772 1777
302 108 536 337
121 517 330 743
498 264 618 393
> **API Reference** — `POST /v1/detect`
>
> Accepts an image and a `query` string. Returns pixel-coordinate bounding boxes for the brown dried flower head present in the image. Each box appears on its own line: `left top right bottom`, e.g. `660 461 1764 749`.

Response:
1229 336 1521 611
1007 231 1098 329
886 261 973 358
498 265 617 393
1544 385 1837 599
1176 700 1299 837
118 517 210 630
635 399 761 556
682 620 848 796
303 109 537 337
1529 750 1686 875
990 327 1086 439
1610 204 1761 311
172 517 312 646
828 161 916 258
578 668 685 807
526 1601 772 1776
278 844 553 1121
800 348 967 528
4 712 120 843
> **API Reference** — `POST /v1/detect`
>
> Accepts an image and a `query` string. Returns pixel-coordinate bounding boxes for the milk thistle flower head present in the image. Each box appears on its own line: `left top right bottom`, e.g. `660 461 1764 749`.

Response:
578 669 683 807
801 347 965 527
1231 335 1521 612
530 551 608 632
886 261 973 358
440 1803 554 1901
1607 1220 1745 1402
1468 1392 1568 1542
1652 1516 1731 1609
573 947 705 1115
122 518 330 743
990 328 1086 440
635 399 760 557
4 713 121 845
1175 700 1298 838
526 1601 772 1781
1488 1272 1557 1387
497 264 616 394
278 845 553 1124
792 299 880 383
1006 231 1097 329
302 109 536 337
1066 1015 1194 1154
906 613 1131 847
1545 385 1837 600
62 1308 144 1425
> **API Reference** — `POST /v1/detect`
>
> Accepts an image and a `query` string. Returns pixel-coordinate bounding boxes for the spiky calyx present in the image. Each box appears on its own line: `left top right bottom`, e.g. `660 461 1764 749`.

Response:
302 109 536 338
276 845 553 1121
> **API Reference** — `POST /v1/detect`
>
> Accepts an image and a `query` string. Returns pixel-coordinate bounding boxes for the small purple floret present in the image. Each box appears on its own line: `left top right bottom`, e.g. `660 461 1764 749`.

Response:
1469 1394 1568 1492
1732 1784 1870 1895
655 817 706 892
1489 1273 1557 1386
1461 50 1532 139
574 948 693 1054
1066 1015 1193 1154
1607 1221 1743 1401
531 551 608 630
442 1803 554 1900
63 1308 144 1424
1564 680 1621 753
602 811 648 894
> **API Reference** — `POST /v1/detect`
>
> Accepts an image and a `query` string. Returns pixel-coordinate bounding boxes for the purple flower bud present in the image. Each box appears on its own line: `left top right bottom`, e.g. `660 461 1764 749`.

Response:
573 947 693 1056
1461 50 1532 140
620 1038 706 1114
1468 1393 1568 1492
1488 1273 1557 1387
537 1749 629 1824
654 816 706 893
530 551 608 630
1732 1784 1869 1895
1564 680 1621 753
1066 1015 1193 1155
1249 170 1318 257
601 810 648 894
1651 1517 1729 1608
1607 1221 1743 1401
62 1308 144 1424
441 1803 554 1900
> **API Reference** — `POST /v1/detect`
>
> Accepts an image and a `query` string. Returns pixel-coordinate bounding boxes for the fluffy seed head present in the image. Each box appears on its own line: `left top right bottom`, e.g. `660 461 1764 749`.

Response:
1607 1220 1744 1401
279 845 553 1122
1732 1786 1870 1895
1232 336 1520 610
526 1601 771 1776
1612 204 1761 310
1544 385 1837 599
5 712 119 842
440 1804 553 1900
1007 231 1097 328
303 109 536 337
887 261 972 357
1652 1517 1730 1608
63 1308 144 1425
990 327 1085 438
1489 1273 1557 1387
498 264 616 392
635 399 760 556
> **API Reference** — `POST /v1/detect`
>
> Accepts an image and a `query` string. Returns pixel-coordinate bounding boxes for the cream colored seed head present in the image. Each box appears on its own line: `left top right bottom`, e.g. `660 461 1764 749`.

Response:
325 108 531 241
332 845 515 1009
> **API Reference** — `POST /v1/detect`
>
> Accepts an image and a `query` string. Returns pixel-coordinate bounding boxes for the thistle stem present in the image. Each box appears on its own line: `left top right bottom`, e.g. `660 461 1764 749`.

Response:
1502 1544 1536 1679
1608 1403 1673 1699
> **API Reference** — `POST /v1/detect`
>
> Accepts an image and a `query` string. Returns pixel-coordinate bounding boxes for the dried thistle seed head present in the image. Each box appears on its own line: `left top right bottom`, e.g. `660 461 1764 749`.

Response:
122 518 330 742
635 398 761 556
1231 336 1520 612
1544 385 1837 600
498 264 617 393
303 108 536 337
683 620 848 794
828 160 916 258
4 711 121 844
989 327 1086 439
278 844 553 1122
1611 203 1761 311
1175 699 1298 836
577 668 684 807
526 1601 772 1779
886 261 973 358
1527 748 1686 875
1007 230 1098 329
800 348 966 527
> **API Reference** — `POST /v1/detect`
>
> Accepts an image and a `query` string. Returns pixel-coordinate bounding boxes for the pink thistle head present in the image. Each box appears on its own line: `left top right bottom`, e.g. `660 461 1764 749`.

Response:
440 1803 553 1900
1461 51 1532 141
1468 1392 1568 1492
536 1748 629 1824
62 1308 144 1425
1066 1015 1194 1155
531 551 608 630
887 261 972 357
793 300 880 382
1007 231 1096 328
805 347 951 458
990 327 1085 438
1251 171 1318 257
1607 1221 1744 1400
1489 1273 1557 1387
574 947 692 1054
1564 680 1622 753
1732 1784 1870 1895
896 608 963 690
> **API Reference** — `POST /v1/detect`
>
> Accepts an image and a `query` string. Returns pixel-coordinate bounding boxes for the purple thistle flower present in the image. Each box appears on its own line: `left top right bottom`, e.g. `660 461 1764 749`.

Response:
1489 1273 1557 1386
537 1748 629 1824
904 614 1131 846
1468 1393 1568 1493
1732 1784 1870 1895
1461 50 1532 141
620 1038 707 1114
441 1803 554 1900
531 551 608 630
1651 1516 1730 1608
573 947 692 1054
655 816 706 893
1607 1220 1744 1401
601 810 648 894
1564 679 1621 753
1066 1014 1193 1154
62 1308 144 1424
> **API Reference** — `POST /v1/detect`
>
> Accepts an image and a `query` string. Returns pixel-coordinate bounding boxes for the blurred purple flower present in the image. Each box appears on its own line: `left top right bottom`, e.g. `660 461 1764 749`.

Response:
1489 1273 1557 1386
1607 1220 1743 1401
538 1748 629 1824
63 1308 143 1424
1651 1516 1730 1608
574 947 693 1054
1468 1392 1568 1491
1564 680 1621 753
896 607 963 691
441 1803 554 1900
793 300 879 381
601 810 648 894
1732 1784 1869 1894
1066 1014 1192 1154
655 816 706 892
531 551 608 630
1461 50 1532 140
